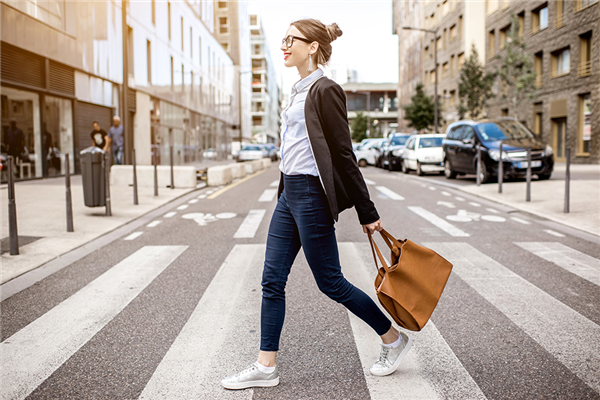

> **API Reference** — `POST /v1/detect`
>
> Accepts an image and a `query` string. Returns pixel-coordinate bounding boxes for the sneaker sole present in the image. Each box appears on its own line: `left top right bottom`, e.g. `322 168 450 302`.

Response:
222 377 280 390
370 335 413 377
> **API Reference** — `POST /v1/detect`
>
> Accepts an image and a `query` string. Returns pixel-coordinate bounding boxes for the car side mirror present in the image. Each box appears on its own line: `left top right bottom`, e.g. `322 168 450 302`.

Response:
462 138 472 145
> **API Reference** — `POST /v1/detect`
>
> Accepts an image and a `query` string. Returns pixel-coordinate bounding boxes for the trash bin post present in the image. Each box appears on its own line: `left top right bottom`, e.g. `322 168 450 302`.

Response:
169 128 175 190
498 142 503 194
105 151 112 216
65 154 74 232
7 156 19 255
133 148 139 205
526 146 532 202
476 143 481 186
564 148 570 213
153 147 158 196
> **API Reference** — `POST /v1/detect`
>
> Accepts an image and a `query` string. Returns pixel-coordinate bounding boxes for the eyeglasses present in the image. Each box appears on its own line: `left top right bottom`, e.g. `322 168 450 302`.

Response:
281 35 313 49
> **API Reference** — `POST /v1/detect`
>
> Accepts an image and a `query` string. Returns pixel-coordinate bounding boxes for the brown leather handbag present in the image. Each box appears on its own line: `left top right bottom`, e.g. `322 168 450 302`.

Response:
367 229 453 331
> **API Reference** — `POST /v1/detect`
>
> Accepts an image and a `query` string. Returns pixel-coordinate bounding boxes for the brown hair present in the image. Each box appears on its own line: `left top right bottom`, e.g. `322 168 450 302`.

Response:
291 19 343 66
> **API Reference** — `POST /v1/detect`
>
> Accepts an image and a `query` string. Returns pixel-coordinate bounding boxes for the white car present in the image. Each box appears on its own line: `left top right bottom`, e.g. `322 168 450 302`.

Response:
401 134 446 176
202 148 217 159
354 138 387 167
238 145 264 162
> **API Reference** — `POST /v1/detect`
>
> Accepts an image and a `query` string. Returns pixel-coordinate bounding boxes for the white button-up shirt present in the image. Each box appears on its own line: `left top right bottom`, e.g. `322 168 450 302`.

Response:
279 68 324 176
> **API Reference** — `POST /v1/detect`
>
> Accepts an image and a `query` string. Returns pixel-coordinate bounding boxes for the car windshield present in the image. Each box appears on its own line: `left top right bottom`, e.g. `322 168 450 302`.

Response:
390 136 409 146
418 137 443 148
477 121 536 141
243 145 261 151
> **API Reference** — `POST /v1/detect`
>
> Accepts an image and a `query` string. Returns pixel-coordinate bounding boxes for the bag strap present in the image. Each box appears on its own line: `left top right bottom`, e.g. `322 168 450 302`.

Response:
367 232 391 273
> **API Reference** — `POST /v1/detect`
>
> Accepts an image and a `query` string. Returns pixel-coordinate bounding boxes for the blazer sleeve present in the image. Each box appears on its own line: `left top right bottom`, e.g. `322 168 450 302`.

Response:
318 83 380 225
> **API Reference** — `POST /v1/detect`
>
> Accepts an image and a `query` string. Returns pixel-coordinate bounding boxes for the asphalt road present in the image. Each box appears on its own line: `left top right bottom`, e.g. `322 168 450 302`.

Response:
2 164 599 400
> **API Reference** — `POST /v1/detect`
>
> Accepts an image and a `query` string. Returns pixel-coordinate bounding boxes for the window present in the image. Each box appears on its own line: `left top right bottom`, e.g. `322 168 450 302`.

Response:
219 17 229 34
579 32 592 77
127 26 134 76
199 37 202 66
502 0 510 9
487 0 499 15
222 42 229 52
443 29 447 49
190 28 193 58
575 0 599 12
532 5 548 34
430 70 436 85
500 25 510 49
4 0 65 30
151 0 155 25
534 52 543 87
488 30 496 58
170 56 174 89
534 105 543 135
450 55 455 76
552 48 570 77
253 116 263 126
518 12 524 37
147 40 152 84
443 0 449 16
458 53 465 69
436 4 441 23
181 64 185 92
218 1 228 9
555 0 564 28
168 2 171 40
449 90 456 107
450 25 457 42
578 93 592 154
424 46 429 59
501 108 509 117
443 62 449 78
437 37 442 52
250 15 258 25
458 16 463 39
181 17 184 51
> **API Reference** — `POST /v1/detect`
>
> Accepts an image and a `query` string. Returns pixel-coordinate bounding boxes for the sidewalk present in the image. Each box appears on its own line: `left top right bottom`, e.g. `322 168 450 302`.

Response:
457 163 600 237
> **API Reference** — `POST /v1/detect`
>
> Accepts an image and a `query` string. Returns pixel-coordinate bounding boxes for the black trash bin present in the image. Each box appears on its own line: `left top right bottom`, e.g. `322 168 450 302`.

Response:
80 147 106 207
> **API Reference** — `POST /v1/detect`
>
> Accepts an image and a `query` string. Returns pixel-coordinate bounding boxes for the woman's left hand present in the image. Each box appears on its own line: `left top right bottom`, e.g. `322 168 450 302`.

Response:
362 219 383 234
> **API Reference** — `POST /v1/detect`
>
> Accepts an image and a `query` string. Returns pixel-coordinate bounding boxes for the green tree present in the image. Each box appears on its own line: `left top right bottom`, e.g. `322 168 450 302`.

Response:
458 44 496 120
495 14 538 120
402 82 443 132
350 111 368 142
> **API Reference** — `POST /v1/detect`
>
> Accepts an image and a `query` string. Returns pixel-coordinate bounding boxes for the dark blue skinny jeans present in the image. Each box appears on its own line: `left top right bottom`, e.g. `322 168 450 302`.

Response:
260 174 392 351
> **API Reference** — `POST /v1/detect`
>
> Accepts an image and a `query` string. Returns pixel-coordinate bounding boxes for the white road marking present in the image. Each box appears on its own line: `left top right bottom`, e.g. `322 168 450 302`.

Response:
375 186 405 200
441 191 451 196
270 180 279 187
340 243 486 400
481 215 506 222
0 246 188 400
147 221 162 228
515 242 600 287
197 194 207 199
446 215 472 222
364 178 376 185
234 209 266 238
177 204 189 210
215 212 236 219
409 207 470 237
544 229 566 238
469 202 481 207
446 210 482 222
206 190 216 194
182 213 217 226
124 232 144 241
188 199 198 204
511 217 531 225
258 188 277 202
455 196 466 201
428 242 600 393
140 244 263 400
428 186 436 191
437 201 456 209
164 211 177 218
486 208 499 214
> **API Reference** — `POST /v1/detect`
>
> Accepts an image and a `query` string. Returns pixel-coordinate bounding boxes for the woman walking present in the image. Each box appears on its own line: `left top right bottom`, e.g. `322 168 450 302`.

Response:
222 18 411 390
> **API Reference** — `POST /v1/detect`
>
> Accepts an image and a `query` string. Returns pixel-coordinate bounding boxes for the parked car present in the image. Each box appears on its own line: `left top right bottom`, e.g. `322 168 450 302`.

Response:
442 118 554 183
238 145 264 162
261 144 279 161
354 138 387 167
401 134 446 175
384 133 412 171
202 148 217 160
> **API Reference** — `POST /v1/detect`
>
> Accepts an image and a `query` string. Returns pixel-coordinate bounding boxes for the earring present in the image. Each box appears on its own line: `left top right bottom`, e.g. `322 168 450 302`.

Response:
308 54 313 72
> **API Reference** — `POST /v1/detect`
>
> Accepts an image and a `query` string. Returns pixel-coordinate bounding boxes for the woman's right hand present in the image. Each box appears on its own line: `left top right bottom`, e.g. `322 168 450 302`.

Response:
362 219 383 235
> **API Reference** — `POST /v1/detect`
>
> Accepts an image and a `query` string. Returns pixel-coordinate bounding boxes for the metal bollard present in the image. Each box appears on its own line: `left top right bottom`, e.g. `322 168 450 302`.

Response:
133 148 139 205
498 142 503 194
7 156 19 255
105 151 112 216
564 148 570 213
476 143 481 186
65 154 74 232
153 147 159 196
526 146 532 202
170 148 175 190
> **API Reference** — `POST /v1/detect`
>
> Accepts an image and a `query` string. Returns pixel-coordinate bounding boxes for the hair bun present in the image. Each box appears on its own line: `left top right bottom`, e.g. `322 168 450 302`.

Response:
326 23 343 42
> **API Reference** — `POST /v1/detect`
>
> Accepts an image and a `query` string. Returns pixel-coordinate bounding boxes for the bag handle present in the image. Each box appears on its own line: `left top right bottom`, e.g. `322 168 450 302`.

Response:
367 229 406 273
367 231 391 273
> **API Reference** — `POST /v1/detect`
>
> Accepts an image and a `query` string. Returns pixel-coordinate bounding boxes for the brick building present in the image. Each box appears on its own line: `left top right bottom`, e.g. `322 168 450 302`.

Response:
485 0 599 163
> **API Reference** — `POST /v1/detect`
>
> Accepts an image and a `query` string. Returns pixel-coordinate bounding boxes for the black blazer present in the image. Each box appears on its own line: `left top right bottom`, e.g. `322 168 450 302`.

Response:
277 76 380 225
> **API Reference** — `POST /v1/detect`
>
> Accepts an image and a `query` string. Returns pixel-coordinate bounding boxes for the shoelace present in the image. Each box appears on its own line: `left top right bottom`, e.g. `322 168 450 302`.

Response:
377 346 391 365
233 365 256 378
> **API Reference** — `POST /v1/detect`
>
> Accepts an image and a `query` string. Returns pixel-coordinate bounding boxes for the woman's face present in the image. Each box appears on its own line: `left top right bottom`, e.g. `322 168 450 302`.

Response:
281 25 316 69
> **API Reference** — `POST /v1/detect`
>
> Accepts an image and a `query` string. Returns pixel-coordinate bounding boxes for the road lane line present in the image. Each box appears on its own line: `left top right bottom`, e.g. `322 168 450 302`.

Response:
364 178 376 185
233 209 266 239
408 207 470 237
124 231 144 241
0 246 188 400
258 188 277 202
469 202 481 207
207 169 268 199
515 242 600 287
188 199 198 204
428 242 600 393
164 211 177 218
428 186 436 191
511 217 531 225
544 229 566 238
340 243 486 400
270 179 279 187
375 186 405 200
197 194 207 199
147 221 162 228
177 204 189 210
455 197 465 201
486 208 499 214
441 191 451 196
140 244 263 400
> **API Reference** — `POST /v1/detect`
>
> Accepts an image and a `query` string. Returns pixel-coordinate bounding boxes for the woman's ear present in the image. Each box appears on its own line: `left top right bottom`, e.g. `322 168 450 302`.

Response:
310 41 319 55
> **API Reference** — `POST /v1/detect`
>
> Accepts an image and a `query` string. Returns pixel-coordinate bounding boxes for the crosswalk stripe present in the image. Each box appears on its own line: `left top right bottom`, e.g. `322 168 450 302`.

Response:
340 243 486 400
515 242 600 287
375 186 405 200
544 229 566 238
164 211 177 218
408 206 470 237
364 178 376 185
258 188 277 202
428 242 600 393
270 179 279 187
233 209 266 239
140 244 264 399
147 221 162 228
124 231 144 240
511 217 531 225
0 246 188 400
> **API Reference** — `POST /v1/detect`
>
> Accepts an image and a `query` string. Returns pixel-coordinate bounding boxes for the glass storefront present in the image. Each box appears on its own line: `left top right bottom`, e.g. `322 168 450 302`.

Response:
44 96 74 176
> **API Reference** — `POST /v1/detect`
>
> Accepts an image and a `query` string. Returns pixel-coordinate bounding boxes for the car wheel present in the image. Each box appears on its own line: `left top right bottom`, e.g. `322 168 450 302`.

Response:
402 160 410 174
537 173 552 180
444 159 457 179
416 162 425 176
478 161 491 184
358 159 368 168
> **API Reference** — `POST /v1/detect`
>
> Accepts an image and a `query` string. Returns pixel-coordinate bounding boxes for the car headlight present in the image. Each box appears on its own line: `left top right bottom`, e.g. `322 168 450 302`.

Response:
392 149 404 157
544 145 553 156
488 149 508 161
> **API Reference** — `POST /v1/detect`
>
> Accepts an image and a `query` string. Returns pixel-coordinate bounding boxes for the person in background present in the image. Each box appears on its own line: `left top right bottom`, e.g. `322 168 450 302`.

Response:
90 121 108 151
107 116 124 165
6 119 25 165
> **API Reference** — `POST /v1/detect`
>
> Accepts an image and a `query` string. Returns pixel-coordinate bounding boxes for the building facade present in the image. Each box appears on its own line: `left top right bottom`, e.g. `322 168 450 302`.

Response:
342 83 399 138
1 0 238 184
249 13 281 144
485 0 599 164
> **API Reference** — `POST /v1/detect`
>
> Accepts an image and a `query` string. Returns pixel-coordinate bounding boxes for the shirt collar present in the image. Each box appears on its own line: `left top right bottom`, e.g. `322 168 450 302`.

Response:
291 68 324 95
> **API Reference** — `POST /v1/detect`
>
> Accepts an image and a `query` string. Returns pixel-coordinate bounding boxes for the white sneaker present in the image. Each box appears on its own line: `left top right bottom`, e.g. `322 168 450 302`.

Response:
370 331 412 376
221 364 279 390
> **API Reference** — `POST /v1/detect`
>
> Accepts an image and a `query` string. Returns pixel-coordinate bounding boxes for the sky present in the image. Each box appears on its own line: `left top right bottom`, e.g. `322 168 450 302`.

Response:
246 0 399 97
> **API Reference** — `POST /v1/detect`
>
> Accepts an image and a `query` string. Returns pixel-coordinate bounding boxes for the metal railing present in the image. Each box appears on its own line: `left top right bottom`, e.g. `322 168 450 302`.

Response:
578 60 592 77
554 13 564 28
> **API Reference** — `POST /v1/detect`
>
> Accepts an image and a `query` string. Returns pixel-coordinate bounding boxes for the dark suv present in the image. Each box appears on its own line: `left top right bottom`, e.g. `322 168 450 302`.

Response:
384 133 412 171
442 119 554 183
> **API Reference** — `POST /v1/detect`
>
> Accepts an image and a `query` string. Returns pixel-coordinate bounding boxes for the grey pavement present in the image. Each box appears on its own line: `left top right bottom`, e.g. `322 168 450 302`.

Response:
1 163 599 399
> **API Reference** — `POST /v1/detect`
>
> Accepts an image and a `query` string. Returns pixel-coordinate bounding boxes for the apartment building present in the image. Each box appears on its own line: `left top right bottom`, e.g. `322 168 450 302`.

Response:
343 83 399 138
485 0 599 164
249 13 281 144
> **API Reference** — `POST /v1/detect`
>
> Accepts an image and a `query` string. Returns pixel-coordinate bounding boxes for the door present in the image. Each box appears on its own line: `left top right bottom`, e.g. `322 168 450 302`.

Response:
457 125 477 172
444 125 463 170
74 101 112 173
552 118 567 161
405 137 417 169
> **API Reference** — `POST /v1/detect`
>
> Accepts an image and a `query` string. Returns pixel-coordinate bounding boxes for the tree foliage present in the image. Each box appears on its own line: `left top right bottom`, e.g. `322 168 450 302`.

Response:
350 112 368 142
458 44 496 120
402 82 443 132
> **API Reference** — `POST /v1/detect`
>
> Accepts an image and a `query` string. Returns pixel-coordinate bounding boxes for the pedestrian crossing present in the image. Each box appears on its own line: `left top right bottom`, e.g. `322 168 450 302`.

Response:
2 238 599 399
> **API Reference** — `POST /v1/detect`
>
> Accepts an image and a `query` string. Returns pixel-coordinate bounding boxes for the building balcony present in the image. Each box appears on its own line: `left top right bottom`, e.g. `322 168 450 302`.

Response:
578 60 592 77
554 13 565 28
535 76 543 87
